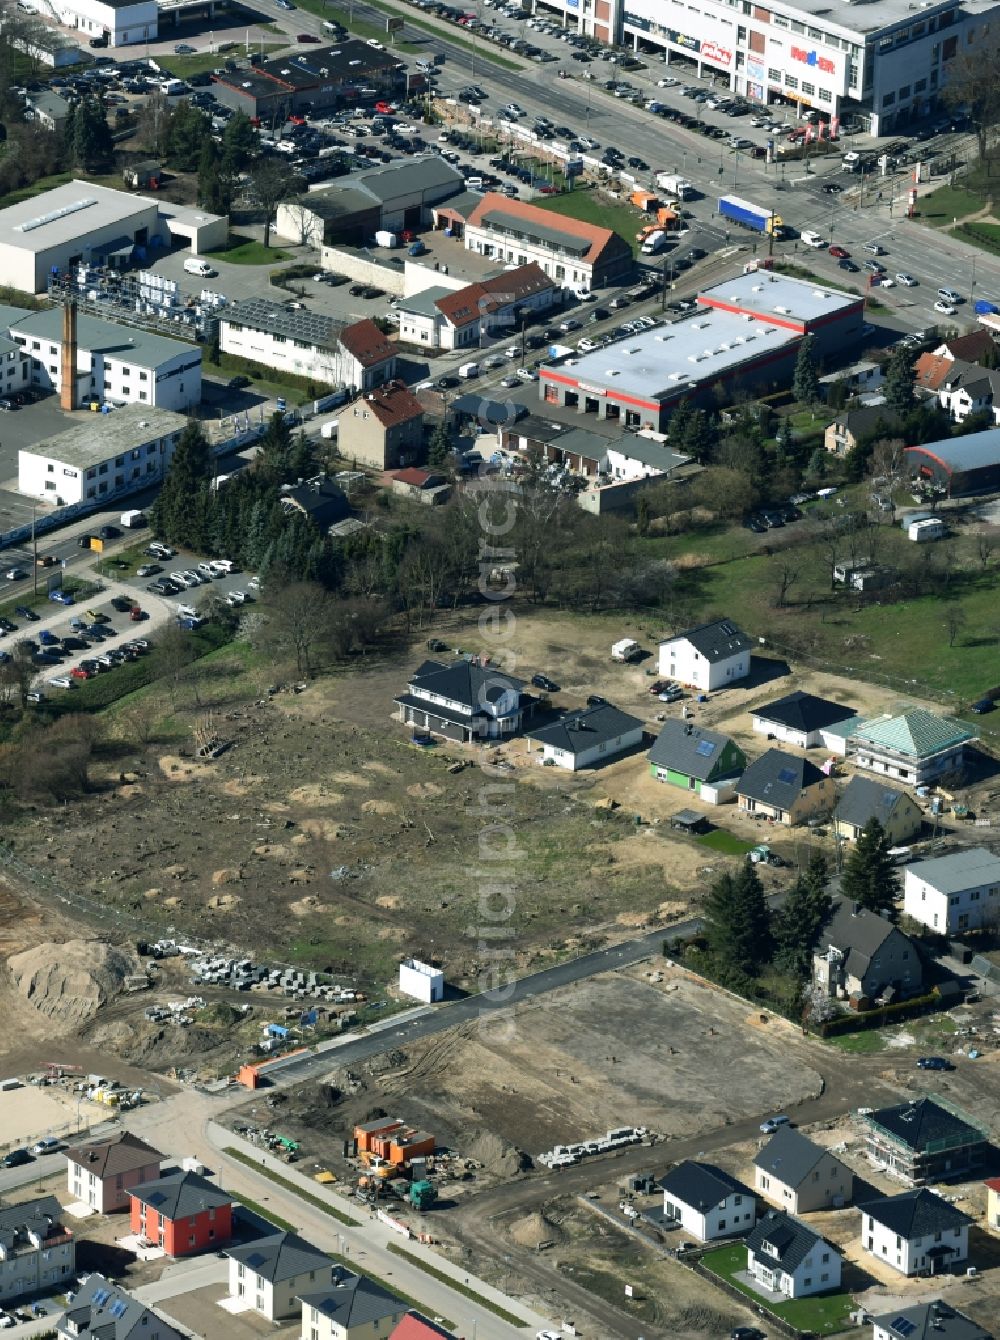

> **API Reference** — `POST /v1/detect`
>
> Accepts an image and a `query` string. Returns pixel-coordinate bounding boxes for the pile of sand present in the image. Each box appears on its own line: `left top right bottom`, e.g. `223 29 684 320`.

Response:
466 1129 530 1178
9 939 137 1029
509 1210 563 1248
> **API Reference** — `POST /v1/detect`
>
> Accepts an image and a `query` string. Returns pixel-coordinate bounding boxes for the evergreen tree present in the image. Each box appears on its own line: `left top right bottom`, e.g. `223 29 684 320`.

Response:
774 853 832 980
792 333 819 406
427 422 451 470
256 411 294 482
840 817 900 918
61 101 77 165
667 398 693 447
221 112 259 174
197 137 228 214
883 345 915 417
680 408 714 464
151 421 210 545
164 102 209 172
72 98 113 172
703 861 772 983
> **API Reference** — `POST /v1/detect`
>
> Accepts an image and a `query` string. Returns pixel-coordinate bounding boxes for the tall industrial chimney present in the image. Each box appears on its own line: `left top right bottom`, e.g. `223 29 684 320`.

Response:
60 299 77 412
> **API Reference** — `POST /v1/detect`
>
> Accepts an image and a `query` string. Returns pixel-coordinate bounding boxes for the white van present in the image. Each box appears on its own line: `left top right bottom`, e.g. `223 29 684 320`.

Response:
459 362 480 379
184 257 216 277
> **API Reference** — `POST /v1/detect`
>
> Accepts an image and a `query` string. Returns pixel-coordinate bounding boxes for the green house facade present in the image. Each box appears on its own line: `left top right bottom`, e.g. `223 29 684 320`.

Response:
648 719 747 802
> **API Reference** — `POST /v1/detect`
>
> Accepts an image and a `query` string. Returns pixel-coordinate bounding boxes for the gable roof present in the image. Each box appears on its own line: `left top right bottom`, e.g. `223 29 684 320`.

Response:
872 1300 992 1340
434 263 552 329
752 1127 839 1189
226 1231 332 1283
0 1195 67 1253
391 1315 457 1340
737 748 827 807
834 775 917 832
864 1097 987 1153
526 703 643 756
752 691 856 734
65 1131 162 1179
406 658 524 712
392 467 443 488
659 1160 752 1211
661 617 751 662
61 1273 183 1340
818 895 901 975
937 329 997 364
129 1170 230 1221
745 1210 824 1273
338 318 395 368
283 478 349 529
299 1270 404 1328
362 380 424 429
831 404 898 438
466 192 626 269
851 709 975 759
905 846 1000 895
914 352 956 393
355 155 464 204
647 719 744 781
859 1187 972 1238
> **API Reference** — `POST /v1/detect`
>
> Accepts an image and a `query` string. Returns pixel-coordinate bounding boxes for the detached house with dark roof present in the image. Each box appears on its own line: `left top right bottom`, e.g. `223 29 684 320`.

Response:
129 1170 231 1257
750 691 856 750
873 1299 993 1340
657 618 751 692
753 1128 853 1214
744 1210 842 1299
299 1268 408 1340
526 703 644 771
647 720 746 804
737 748 835 827
659 1160 756 1242
813 896 922 1004
833 775 923 847
281 477 351 533
860 1097 988 1185
339 380 424 471
0 1195 74 1303
395 659 532 743
57 1273 183 1340
65 1131 162 1214
227 1232 333 1321
860 1188 972 1276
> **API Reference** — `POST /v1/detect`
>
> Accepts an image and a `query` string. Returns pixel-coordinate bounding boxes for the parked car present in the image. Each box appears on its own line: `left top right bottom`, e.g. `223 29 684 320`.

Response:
531 673 560 692
760 1114 790 1134
1 1150 32 1168
14 605 38 621
917 1056 954 1070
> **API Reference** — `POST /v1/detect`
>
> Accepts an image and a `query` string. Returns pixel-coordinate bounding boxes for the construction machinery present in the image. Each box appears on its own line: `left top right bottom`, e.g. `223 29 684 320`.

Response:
409 1180 437 1211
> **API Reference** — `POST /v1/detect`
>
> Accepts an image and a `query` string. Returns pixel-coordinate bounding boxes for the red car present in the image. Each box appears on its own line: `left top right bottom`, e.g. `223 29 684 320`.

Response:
129 606 146 621
374 100 394 115
538 185 562 195
296 32 321 42
828 245 850 259
70 666 92 680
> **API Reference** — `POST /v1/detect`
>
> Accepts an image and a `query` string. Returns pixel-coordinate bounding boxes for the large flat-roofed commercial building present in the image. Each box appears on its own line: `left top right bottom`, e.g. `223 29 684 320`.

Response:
6 307 201 412
19 404 188 506
533 0 1000 136
57 0 158 48
539 272 863 431
211 43 405 120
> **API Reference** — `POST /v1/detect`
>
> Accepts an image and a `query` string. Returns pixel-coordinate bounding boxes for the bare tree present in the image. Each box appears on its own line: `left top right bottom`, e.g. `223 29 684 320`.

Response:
943 603 967 648
251 581 343 676
249 160 303 249
771 558 800 609
940 29 1000 165
976 531 998 570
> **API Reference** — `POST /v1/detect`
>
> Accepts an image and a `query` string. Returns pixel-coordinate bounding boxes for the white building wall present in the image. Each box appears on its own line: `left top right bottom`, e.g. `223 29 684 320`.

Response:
663 1190 754 1242
540 725 644 771
399 959 444 1003
604 447 664 482
862 1214 969 1275
18 427 180 506
750 717 811 749
658 637 750 691
748 1242 841 1298
903 868 1000 934
398 309 445 350
60 0 158 46
463 226 593 291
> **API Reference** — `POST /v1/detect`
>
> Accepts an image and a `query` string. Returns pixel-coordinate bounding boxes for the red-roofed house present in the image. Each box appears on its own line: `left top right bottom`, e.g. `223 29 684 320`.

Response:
914 352 955 398
391 468 451 503
338 319 397 392
399 264 556 350
464 193 632 293
220 302 395 394
390 1312 457 1339
339 381 425 469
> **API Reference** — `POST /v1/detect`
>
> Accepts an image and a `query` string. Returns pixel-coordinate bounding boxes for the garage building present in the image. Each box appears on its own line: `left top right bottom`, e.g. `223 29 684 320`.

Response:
211 43 405 121
905 429 1000 496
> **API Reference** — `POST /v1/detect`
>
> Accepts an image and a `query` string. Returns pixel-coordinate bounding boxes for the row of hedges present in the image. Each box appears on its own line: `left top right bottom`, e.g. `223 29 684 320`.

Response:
816 988 941 1036
960 221 1000 254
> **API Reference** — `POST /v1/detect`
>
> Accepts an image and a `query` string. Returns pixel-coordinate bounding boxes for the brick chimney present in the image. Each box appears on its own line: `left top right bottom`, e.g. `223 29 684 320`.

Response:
60 299 77 412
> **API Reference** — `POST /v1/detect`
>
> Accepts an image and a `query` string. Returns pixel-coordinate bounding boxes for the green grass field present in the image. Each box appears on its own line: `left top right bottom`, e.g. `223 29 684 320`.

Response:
702 1243 856 1334
696 829 755 855
208 234 291 265
914 181 992 229
160 46 281 78
534 187 644 255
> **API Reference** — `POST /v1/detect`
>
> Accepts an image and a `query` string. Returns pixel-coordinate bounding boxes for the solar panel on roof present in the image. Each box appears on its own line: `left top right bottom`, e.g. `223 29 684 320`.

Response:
695 739 716 758
93 1288 110 1306
890 1319 915 1337
247 1251 266 1268
777 767 797 785
110 1300 128 1319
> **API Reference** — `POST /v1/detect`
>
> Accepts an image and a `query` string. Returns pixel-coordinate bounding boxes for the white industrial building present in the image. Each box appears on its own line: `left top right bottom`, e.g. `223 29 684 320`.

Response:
0 181 226 294
533 0 1000 136
398 958 444 1004
18 404 188 506
903 847 1000 934
6 307 201 412
220 300 395 394
46 0 158 48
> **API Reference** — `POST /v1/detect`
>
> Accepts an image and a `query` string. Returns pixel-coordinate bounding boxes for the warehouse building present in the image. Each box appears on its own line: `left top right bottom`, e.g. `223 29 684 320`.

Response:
43 0 158 48
905 429 1000 496
19 404 188 506
539 271 863 432
220 301 395 393
211 43 405 121
533 0 999 136
6 305 201 412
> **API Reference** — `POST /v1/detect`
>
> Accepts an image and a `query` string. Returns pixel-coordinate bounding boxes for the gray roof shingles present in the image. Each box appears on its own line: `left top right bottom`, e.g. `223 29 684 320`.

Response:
61 1273 183 1340
663 617 751 662
752 691 856 734
865 1097 987 1153
299 1270 404 1328
737 748 827 807
871 1300 992 1340
226 1231 332 1283
752 1127 840 1190
859 1188 972 1239
659 1160 752 1212
834 775 915 832
647 719 744 781
745 1210 825 1274
526 703 643 756
130 1170 230 1221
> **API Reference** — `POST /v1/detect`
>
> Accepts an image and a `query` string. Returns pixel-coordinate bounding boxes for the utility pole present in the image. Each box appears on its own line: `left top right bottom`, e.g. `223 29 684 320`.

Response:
31 501 37 599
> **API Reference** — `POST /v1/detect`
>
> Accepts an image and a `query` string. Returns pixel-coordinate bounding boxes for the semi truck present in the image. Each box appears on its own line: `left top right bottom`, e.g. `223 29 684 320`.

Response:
656 172 695 200
718 194 783 235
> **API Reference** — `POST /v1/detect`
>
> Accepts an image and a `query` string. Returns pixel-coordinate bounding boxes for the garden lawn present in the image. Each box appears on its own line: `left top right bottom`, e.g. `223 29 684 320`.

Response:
702 1243 856 1335
534 189 644 256
696 830 755 856
914 181 993 229
160 47 280 78
208 235 291 265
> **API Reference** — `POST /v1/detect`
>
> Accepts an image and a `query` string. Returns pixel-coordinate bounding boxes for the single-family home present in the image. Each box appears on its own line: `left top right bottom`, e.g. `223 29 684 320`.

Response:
753 1127 853 1214
860 1188 972 1276
812 896 922 1004
226 1232 333 1321
129 1170 232 1257
750 691 857 750
338 381 425 471
659 1160 756 1242
0 1196 74 1303
280 477 351 533
390 1315 457 1340
859 1097 988 1185
848 709 975 786
657 618 751 692
397 264 555 350
526 703 644 771
736 749 836 827
647 720 746 803
914 351 957 401
934 329 998 364
299 1268 408 1340
65 1131 162 1214
823 404 898 457
936 362 1000 424
57 1274 184 1340
833 776 923 846
872 1300 992 1340
903 847 1000 935
744 1210 842 1299
390 468 451 504
394 658 532 743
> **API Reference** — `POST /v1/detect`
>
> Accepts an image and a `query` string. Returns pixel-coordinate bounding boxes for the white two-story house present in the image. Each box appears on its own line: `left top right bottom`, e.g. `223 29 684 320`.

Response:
745 1210 842 1299
657 618 751 691
394 658 532 744
903 847 1000 935
0 1197 74 1303
226 1232 333 1321
860 1188 972 1276
659 1161 756 1242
